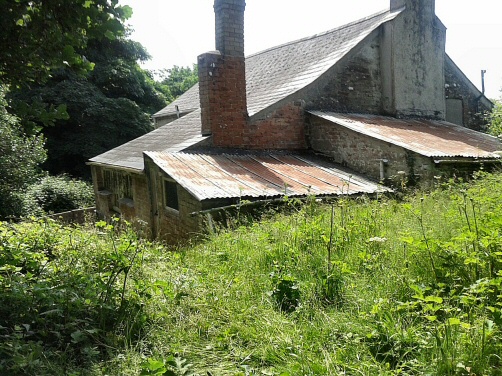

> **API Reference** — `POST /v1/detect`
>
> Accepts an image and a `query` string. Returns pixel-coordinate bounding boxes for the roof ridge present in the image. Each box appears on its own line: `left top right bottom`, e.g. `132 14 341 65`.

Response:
246 8 390 59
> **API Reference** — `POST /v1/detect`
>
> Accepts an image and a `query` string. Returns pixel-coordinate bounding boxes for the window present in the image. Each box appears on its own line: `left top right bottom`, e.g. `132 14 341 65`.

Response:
164 180 179 211
103 169 133 213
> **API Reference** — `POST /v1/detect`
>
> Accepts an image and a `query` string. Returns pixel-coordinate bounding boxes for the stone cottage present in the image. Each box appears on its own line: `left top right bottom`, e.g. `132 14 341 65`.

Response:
88 0 501 242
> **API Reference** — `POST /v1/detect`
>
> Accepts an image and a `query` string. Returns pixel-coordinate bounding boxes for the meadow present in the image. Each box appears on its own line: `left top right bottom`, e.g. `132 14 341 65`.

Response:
1 171 501 375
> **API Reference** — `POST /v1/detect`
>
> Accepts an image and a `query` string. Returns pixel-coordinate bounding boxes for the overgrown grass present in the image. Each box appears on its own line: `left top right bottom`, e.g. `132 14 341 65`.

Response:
1 172 502 375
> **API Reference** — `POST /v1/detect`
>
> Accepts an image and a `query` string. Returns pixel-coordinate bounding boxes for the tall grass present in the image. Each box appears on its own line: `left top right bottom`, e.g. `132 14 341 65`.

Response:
1 172 502 375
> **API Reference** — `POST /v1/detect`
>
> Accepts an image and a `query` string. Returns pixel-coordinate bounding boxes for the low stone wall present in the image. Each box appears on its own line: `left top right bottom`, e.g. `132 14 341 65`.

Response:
46 207 96 225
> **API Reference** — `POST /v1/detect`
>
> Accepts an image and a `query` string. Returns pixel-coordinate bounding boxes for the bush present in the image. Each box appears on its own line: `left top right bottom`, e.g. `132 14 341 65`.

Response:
0 86 46 220
23 175 94 216
0 219 152 374
488 99 502 137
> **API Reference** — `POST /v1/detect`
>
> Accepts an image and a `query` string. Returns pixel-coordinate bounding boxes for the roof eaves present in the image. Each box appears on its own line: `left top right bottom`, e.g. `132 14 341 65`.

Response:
86 161 144 174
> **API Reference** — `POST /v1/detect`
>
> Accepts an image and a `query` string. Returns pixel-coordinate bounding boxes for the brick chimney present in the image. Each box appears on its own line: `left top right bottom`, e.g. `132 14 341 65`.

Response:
381 0 446 119
198 0 248 147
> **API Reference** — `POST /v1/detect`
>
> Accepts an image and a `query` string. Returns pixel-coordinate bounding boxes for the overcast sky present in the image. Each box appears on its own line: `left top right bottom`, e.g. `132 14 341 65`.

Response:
119 0 502 100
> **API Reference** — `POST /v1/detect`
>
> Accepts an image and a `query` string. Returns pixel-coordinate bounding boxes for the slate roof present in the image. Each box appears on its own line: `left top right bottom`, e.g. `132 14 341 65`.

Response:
92 8 402 170
146 151 385 201
154 84 200 118
154 8 402 119
310 112 502 159
89 110 206 171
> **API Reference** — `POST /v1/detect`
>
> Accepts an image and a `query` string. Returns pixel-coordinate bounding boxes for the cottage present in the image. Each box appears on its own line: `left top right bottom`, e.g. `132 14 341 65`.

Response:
88 0 501 243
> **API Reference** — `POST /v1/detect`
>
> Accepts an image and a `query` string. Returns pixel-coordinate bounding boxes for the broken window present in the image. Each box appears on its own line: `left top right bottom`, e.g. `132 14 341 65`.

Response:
103 169 133 213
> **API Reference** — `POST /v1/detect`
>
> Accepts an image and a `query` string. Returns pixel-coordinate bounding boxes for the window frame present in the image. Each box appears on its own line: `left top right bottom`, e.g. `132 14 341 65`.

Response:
163 178 180 212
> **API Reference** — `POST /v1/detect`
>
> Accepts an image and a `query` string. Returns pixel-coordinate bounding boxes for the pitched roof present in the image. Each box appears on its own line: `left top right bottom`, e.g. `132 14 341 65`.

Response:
92 8 402 171
154 8 402 119
88 110 206 171
310 112 502 159
145 151 385 201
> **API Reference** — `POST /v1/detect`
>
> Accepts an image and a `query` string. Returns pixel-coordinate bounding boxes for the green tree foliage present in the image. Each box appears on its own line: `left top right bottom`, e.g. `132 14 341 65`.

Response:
86 38 166 115
157 65 198 103
10 38 167 178
487 98 502 137
0 0 132 89
0 87 46 219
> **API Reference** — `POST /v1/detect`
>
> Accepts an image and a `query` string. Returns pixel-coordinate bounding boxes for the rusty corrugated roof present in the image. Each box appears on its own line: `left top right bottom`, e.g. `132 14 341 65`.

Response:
145 151 384 201
310 112 502 159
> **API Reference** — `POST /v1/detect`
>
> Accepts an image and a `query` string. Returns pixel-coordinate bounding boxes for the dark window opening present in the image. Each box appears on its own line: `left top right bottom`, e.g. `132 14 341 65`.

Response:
164 180 179 211
103 169 133 213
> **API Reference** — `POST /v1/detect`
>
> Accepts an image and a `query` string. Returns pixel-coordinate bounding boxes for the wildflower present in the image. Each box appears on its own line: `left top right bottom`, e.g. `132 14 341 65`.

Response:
368 237 387 243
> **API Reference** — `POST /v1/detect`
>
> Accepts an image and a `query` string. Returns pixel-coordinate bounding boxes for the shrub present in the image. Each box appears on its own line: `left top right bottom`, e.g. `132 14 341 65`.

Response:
488 99 502 137
0 86 46 220
0 219 152 374
23 175 94 216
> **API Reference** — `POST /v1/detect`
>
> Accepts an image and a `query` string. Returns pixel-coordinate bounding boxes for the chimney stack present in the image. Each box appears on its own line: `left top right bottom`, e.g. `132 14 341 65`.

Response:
215 0 245 57
198 0 248 146
382 0 446 119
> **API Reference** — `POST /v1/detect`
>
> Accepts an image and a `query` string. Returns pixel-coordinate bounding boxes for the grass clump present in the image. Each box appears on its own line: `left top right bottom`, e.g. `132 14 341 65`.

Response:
1 171 502 374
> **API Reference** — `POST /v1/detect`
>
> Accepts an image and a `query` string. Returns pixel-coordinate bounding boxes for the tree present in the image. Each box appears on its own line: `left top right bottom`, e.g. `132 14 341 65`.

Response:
0 0 132 89
0 87 46 219
29 78 156 178
8 37 167 178
157 65 199 103
488 98 502 137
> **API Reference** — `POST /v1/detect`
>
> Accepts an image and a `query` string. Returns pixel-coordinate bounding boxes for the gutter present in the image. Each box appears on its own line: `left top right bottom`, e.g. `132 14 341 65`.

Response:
86 161 144 175
434 158 501 165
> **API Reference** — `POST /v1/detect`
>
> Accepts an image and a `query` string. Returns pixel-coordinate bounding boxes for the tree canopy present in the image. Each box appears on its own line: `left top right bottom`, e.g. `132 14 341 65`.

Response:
0 0 132 89
0 86 46 218
157 65 199 103
488 98 502 137
10 37 168 178
0 0 198 183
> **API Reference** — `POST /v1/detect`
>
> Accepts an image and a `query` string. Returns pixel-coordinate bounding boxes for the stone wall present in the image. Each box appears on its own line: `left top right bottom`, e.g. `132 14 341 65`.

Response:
445 57 492 131
305 33 382 114
144 157 203 244
308 114 435 184
91 165 151 226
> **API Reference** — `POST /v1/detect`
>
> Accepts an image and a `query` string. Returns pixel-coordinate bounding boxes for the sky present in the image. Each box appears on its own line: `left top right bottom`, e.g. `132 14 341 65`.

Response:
119 0 502 100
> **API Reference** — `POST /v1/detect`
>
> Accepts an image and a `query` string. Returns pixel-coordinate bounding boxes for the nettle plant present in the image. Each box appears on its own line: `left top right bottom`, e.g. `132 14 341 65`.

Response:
394 173 502 373
0 218 154 374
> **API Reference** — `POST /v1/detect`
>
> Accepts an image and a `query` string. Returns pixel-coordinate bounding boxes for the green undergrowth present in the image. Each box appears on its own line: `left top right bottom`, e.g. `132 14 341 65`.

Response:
1 171 502 375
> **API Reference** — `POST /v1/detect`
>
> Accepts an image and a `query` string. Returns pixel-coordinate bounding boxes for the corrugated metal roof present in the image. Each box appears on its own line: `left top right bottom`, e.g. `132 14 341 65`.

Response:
310 112 502 159
145 152 384 201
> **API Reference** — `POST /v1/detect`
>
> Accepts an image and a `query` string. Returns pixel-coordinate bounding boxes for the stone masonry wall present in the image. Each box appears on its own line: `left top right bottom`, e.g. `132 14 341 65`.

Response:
91 165 151 229
146 160 203 244
305 33 382 114
445 59 492 132
131 174 151 225
308 114 435 184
